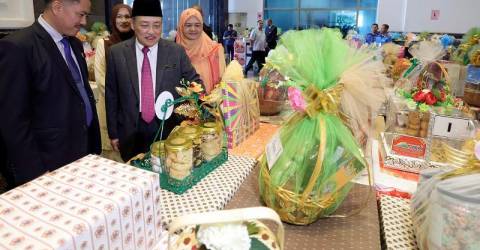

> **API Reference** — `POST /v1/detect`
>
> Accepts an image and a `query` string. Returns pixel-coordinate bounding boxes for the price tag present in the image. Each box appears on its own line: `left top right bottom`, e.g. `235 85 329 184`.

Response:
266 132 283 170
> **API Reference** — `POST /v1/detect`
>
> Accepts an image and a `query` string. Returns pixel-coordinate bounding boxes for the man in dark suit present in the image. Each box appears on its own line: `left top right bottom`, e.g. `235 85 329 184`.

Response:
106 0 201 162
265 18 278 54
0 0 101 189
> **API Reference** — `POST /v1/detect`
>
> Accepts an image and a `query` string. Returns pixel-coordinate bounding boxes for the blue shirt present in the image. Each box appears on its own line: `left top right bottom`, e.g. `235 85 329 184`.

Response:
223 30 237 46
365 32 380 44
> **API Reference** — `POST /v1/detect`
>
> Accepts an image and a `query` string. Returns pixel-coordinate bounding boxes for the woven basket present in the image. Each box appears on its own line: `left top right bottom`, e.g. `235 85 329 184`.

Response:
443 142 478 168
259 157 348 225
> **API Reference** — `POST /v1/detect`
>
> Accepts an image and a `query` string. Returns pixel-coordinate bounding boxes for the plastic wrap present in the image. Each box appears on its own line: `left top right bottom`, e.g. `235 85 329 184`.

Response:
412 167 480 250
258 29 388 224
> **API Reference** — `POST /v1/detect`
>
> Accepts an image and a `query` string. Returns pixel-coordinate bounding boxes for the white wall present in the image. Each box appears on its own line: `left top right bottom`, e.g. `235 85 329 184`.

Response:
377 0 406 32
0 0 34 29
378 0 480 33
228 0 263 29
404 0 480 33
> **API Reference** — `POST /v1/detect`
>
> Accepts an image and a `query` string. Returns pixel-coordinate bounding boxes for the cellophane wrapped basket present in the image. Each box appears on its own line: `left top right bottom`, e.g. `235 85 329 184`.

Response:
258 29 389 225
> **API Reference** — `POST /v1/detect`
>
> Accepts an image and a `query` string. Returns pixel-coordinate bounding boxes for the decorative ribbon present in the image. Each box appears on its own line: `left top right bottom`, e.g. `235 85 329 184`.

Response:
303 84 344 118
402 58 420 78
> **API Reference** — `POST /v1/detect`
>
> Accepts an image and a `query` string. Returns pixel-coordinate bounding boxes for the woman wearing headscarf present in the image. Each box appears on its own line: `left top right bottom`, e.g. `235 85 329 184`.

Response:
176 8 226 93
94 4 134 162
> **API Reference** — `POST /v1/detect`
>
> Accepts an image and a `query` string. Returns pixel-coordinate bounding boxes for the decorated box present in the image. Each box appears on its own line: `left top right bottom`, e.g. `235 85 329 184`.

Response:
222 80 260 149
0 155 162 250
382 94 477 173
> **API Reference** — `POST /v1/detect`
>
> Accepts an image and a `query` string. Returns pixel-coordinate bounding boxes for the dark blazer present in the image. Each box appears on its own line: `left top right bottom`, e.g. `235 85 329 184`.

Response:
0 22 101 188
105 38 201 160
265 24 278 49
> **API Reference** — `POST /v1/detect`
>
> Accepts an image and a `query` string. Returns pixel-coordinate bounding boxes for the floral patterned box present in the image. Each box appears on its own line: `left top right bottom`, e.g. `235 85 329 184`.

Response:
0 155 162 250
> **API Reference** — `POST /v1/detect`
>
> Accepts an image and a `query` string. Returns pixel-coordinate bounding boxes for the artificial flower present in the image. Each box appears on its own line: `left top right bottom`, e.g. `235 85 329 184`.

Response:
287 87 306 112
189 82 204 93
413 89 429 102
425 92 437 105
197 223 251 250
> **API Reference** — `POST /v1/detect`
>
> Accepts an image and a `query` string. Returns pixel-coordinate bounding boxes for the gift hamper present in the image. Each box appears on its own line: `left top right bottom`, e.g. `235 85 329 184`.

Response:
452 28 480 106
131 81 228 194
167 207 284 250
381 41 478 173
257 66 288 116
412 160 480 250
258 28 389 225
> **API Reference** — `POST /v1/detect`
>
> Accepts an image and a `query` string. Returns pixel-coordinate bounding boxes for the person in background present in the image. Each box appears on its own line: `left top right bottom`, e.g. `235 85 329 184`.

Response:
191 4 213 40
176 8 226 94
380 24 392 43
94 3 134 162
365 23 379 44
244 19 267 76
105 0 201 162
265 18 278 54
223 24 237 61
0 0 101 189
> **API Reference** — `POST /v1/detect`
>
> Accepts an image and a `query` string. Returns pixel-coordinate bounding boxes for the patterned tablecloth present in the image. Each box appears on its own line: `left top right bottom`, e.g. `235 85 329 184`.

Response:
159 155 257 227
379 195 418 250
0 155 162 250
229 123 280 159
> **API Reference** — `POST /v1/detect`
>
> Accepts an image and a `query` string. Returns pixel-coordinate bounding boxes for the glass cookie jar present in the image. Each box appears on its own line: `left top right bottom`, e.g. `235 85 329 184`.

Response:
177 126 203 167
200 122 223 161
165 136 194 180
150 140 165 173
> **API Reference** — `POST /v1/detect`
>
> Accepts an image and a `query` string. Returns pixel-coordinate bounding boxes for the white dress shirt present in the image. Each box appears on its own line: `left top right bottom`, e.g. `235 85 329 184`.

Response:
135 39 158 110
38 15 84 83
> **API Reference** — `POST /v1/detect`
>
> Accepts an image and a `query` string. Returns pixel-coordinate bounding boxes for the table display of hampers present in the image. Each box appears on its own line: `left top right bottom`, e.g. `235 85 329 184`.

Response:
382 40 478 173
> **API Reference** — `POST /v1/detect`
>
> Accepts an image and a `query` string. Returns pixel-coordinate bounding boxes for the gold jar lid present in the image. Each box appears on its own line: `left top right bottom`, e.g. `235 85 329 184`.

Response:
165 136 193 151
178 126 201 140
151 141 165 156
201 122 219 133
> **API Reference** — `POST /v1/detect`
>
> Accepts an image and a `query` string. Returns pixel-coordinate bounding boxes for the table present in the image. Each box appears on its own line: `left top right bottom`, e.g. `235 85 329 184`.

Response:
159 155 257 226
225 165 381 250
230 123 279 159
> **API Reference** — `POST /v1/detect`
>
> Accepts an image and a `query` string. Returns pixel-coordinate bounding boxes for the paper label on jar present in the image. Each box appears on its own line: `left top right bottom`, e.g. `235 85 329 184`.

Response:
266 132 283 171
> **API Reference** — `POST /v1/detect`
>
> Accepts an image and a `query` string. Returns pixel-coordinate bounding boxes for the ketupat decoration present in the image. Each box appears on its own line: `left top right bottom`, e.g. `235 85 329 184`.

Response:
221 61 260 148
258 28 389 225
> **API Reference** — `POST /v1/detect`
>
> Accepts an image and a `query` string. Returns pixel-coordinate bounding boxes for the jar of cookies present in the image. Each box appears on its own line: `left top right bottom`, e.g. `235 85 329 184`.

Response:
165 136 193 180
150 140 165 173
405 111 430 138
177 126 203 167
200 122 222 161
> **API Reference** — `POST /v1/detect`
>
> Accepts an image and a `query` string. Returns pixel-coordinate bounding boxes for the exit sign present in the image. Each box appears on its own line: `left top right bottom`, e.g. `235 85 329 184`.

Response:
431 10 440 20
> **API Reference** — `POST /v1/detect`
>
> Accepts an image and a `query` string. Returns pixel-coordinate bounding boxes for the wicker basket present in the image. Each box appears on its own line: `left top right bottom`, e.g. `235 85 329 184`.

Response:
258 85 287 116
260 161 340 225
443 142 476 168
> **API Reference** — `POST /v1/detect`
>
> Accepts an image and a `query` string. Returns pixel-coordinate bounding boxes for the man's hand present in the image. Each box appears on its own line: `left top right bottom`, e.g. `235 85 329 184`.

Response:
110 139 120 152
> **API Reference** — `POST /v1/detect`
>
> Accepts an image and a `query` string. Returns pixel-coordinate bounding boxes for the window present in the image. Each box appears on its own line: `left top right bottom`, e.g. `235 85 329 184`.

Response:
264 0 378 35
265 0 298 9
